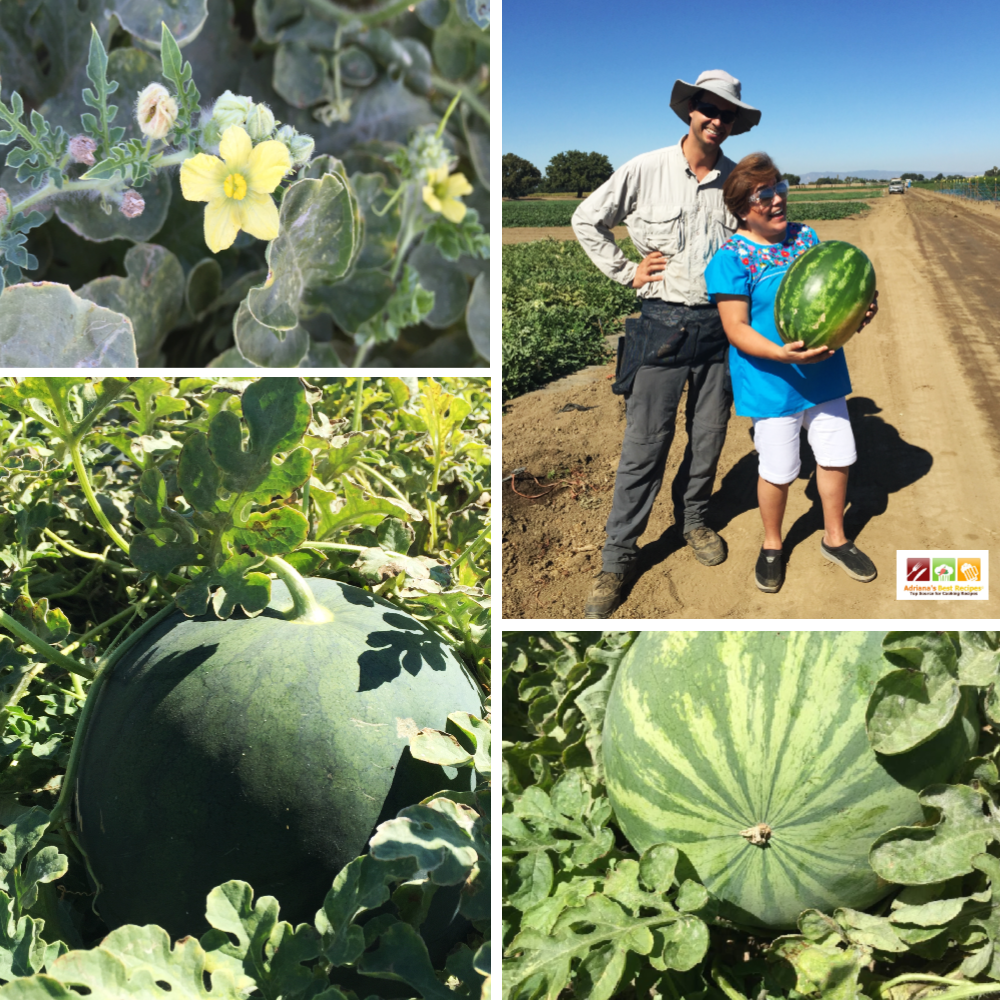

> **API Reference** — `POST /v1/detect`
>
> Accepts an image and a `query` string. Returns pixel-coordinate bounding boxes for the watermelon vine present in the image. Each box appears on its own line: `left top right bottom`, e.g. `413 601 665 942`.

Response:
502 631 1000 1000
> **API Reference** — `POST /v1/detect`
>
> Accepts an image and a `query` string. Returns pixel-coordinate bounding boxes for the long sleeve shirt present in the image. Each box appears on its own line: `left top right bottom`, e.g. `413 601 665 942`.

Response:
571 138 739 306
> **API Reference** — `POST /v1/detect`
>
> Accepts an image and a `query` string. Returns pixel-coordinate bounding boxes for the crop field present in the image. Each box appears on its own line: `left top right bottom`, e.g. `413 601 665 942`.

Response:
503 238 639 398
502 196 872 228
0 376 490 998
502 200 583 227
502 630 1000 1000
788 190 883 201
786 200 872 221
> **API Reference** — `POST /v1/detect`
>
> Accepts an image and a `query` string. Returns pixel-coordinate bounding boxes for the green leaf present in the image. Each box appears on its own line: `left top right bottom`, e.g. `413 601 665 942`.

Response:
55 170 172 243
208 378 310 493
355 264 434 346
865 667 961 756
9 597 70 643
869 784 997 884
316 854 419 967
117 0 209 47
955 631 1000 685
766 935 866 1000
230 506 308 557
312 479 416 539
0 283 136 367
186 258 223 317
178 431 222 513
424 208 490 263
233 301 309 368
466 271 489 360
273 41 329 109
247 174 359 331
410 729 473 769
0 894 53 982
409 243 468 329
371 802 479 886
357 920 453 1000
77 244 185 364
447 711 490 776
80 24 123 160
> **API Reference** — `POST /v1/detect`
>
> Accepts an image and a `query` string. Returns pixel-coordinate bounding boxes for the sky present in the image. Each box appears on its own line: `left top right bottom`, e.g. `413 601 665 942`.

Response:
501 0 1000 178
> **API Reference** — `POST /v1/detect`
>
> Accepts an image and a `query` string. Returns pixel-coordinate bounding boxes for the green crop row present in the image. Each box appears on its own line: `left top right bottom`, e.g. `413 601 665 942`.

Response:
787 200 872 221
502 200 583 227
787 190 883 201
503 238 640 399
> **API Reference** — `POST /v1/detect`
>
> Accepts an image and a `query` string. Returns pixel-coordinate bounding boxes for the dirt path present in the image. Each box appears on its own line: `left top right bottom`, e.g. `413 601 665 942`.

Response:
501 190 1000 619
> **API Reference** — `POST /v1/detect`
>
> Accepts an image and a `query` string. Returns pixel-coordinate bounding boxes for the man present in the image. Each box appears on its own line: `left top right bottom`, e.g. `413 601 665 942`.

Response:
571 69 761 618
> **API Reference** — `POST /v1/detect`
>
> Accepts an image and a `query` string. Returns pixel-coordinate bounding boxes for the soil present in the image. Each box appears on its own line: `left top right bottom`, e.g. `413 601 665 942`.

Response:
501 189 1000 619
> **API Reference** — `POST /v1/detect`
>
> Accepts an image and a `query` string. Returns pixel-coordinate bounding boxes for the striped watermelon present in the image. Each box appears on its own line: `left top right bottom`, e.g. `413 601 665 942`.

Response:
602 632 978 930
774 240 876 350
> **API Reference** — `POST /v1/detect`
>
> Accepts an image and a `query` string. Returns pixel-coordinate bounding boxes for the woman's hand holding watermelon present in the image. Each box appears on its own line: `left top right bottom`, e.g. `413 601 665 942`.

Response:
773 339 836 364
856 289 879 332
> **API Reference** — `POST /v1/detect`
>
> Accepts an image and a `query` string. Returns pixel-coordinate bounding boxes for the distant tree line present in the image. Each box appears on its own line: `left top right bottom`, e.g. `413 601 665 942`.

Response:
503 150 615 199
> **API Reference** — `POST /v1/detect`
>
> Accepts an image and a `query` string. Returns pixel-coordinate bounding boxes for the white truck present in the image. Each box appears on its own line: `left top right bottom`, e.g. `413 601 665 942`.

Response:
888 178 905 194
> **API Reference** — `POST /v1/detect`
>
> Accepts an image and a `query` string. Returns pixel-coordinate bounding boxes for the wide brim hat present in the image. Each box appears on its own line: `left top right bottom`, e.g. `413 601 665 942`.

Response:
670 69 761 136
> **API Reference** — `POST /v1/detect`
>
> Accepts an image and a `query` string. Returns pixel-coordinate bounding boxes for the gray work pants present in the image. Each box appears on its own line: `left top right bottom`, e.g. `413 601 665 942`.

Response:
601 356 732 572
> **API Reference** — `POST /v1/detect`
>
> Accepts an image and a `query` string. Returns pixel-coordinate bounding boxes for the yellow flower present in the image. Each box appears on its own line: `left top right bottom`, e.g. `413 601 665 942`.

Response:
179 125 291 253
422 167 473 223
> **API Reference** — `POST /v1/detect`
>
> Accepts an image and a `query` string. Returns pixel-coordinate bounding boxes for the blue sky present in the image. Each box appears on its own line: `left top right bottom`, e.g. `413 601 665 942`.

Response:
502 0 1000 178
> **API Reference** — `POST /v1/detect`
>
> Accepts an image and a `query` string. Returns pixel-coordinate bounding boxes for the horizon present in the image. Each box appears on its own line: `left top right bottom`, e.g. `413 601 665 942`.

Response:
503 0 1000 178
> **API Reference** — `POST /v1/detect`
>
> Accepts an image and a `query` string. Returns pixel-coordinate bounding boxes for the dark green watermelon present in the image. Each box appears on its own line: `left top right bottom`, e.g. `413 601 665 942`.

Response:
74 578 483 937
774 240 876 350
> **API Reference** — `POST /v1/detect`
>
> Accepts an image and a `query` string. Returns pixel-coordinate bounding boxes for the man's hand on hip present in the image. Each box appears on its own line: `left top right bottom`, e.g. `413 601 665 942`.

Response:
632 250 667 288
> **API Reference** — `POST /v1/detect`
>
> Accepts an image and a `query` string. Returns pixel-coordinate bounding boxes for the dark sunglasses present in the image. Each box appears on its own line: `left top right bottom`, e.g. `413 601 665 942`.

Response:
693 101 738 125
749 180 790 204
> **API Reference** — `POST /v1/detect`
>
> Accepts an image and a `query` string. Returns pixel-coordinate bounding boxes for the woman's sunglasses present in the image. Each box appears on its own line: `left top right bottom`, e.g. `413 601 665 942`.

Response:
693 101 738 125
749 180 790 205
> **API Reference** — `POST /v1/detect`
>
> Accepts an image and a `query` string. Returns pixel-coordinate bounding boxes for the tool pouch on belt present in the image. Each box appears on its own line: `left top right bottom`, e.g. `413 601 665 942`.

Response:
612 314 690 395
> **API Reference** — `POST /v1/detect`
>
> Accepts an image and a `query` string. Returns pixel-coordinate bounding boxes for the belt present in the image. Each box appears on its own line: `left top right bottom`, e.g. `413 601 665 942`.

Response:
658 301 717 309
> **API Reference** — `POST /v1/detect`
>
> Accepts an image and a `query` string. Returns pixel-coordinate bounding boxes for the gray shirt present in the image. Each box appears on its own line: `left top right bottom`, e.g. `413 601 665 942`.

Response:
571 138 739 305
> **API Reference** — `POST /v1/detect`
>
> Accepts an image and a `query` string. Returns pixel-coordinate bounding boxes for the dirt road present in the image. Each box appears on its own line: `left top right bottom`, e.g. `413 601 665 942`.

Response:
501 190 1000 619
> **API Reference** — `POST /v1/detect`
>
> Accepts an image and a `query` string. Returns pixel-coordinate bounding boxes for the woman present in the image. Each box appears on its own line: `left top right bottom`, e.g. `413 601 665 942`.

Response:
704 153 877 593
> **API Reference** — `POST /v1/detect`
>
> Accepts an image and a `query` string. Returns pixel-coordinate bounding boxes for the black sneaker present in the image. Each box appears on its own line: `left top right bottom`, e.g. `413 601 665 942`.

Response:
755 548 784 593
683 527 726 566
821 539 877 582
584 566 637 618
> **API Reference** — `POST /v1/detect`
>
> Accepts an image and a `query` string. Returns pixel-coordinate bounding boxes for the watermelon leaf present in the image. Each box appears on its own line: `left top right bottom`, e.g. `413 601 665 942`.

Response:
869 784 998 885
866 667 961 755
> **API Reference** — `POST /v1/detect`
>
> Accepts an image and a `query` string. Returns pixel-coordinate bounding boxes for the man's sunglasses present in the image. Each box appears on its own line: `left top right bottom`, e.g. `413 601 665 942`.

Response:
749 180 790 204
693 101 738 125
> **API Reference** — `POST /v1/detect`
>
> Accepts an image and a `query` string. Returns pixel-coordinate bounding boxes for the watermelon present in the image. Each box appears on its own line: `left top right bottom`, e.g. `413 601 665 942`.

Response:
774 240 876 350
602 632 978 930
74 577 483 937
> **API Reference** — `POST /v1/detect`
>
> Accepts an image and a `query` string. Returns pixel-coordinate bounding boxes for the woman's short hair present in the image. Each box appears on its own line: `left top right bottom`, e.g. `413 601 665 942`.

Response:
724 152 781 222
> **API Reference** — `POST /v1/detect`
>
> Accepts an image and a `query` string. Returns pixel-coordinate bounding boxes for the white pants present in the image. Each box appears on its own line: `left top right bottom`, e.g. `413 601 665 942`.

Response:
752 397 857 485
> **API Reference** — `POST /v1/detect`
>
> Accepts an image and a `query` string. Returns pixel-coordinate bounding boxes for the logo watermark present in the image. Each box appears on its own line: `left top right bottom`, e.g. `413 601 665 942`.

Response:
897 550 988 599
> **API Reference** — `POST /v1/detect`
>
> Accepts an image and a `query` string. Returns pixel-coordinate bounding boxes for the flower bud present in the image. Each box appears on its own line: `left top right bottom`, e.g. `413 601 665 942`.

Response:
69 135 97 166
211 90 253 131
120 190 146 219
136 83 179 141
288 133 315 166
246 103 276 141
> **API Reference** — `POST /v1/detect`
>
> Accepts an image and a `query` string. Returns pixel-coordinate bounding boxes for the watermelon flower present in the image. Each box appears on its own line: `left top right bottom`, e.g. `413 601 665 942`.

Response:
422 166 473 223
179 125 291 253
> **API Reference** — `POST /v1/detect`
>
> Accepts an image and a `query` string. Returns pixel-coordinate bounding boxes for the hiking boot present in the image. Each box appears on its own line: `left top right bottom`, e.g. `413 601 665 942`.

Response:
821 539 877 582
584 566 637 618
755 547 784 593
683 527 726 567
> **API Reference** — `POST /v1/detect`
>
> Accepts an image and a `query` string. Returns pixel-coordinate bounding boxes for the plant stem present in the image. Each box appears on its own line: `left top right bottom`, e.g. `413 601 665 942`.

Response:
263 556 334 624
300 541 368 553
0 610 93 680
13 176 115 216
48 599 178 830
62 606 136 658
450 525 490 576
431 76 490 127
351 376 365 433
361 464 410 504
67 440 131 556
877 974 1000 998
353 340 373 366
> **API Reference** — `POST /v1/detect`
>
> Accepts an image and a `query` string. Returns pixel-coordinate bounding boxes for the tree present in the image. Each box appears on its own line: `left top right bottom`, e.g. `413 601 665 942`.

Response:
781 173 800 186
502 153 541 199
544 150 614 198
901 172 925 181
932 173 944 181
985 166 1000 178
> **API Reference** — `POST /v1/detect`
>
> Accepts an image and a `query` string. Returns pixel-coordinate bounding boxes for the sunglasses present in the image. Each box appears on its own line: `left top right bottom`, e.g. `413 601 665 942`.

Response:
693 101 738 125
749 180 790 205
